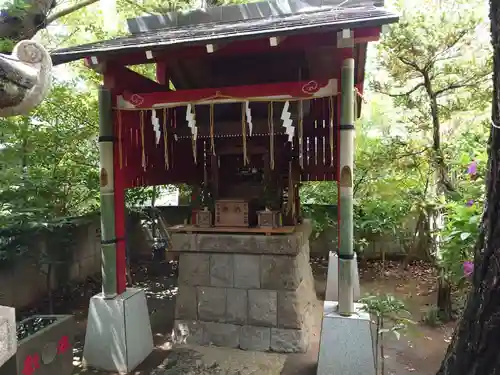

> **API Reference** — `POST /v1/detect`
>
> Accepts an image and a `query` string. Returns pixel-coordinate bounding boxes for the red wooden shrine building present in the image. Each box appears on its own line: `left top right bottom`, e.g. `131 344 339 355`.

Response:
51 0 398 371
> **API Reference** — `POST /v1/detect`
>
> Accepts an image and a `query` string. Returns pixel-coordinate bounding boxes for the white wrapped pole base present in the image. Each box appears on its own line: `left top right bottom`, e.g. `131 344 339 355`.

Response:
317 301 376 375
325 251 360 302
83 288 153 373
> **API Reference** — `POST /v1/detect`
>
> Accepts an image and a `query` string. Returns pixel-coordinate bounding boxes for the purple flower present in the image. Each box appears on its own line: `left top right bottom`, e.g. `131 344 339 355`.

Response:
463 261 474 277
466 200 474 207
468 160 478 175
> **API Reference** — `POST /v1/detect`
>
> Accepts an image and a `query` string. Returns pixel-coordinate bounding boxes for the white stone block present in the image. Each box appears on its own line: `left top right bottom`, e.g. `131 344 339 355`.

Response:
325 251 360 302
0 305 16 368
83 288 153 373
317 301 376 375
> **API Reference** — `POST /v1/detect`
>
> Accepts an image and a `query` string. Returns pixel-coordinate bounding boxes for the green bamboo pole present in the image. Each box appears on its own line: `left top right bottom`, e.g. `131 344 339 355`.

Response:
98 86 118 298
338 57 355 316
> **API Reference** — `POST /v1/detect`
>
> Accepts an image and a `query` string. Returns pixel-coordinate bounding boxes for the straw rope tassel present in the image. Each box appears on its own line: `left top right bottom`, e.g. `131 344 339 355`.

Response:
210 103 216 156
163 108 169 170
242 103 248 165
140 110 146 171
190 104 197 164
269 102 275 170
329 96 335 167
298 100 304 169
117 109 123 169
353 89 358 120
287 161 293 214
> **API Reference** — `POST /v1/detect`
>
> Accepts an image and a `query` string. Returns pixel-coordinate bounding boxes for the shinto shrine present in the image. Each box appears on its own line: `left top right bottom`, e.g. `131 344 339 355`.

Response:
51 0 398 373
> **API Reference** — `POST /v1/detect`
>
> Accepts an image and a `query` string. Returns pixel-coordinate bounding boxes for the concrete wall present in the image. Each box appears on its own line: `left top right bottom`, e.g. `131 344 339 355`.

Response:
304 204 421 260
0 207 190 309
0 219 102 309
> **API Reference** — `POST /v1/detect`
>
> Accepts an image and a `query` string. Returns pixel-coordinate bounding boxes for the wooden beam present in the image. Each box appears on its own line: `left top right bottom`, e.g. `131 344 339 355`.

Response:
206 43 218 53
92 28 381 66
118 78 338 109
84 56 105 72
269 36 287 47
103 63 168 93
156 61 169 85
172 120 286 138
337 29 354 48
98 31 334 65
206 42 229 54
169 59 192 89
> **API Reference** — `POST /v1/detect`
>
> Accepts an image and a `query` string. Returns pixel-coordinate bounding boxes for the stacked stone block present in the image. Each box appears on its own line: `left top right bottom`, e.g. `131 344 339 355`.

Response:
173 223 316 353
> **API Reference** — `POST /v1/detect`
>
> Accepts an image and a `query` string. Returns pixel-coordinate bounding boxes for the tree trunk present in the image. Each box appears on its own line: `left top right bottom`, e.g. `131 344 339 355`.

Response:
423 68 455 322
436 1 500 373
0 54 37 107
46 264 54 314
0 0 98 115
1 0 54 47
0 0 98 46
0 40 52 117
437 274 453 322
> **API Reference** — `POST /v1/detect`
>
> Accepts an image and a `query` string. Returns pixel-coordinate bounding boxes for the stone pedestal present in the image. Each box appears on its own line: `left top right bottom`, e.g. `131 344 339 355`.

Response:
317 301 376 375
172 221 316 353
0 305 16 371
325 251 361 302
83 288 154 373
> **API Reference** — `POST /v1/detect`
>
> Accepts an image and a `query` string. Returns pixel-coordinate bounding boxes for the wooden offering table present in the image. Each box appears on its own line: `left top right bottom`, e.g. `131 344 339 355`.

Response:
168 224 295 235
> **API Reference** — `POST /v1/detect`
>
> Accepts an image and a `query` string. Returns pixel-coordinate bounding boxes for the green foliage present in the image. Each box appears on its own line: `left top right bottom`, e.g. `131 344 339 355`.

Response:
376 0 490 127
361 294 412 327
368 0 490 301
422 305 442 327
0 215 93 274
300 182 337 236
439 202 481 283
437 123 487 283
360 295 414 374
375 0 490 204
300 100 425 253
0 83 100 224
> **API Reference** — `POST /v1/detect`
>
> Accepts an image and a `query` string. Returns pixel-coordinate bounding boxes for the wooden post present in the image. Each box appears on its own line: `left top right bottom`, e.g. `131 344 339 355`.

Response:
338 57 355 316
98 86 119 298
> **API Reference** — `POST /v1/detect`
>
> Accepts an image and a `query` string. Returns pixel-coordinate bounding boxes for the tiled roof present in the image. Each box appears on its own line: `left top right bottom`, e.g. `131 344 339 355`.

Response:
50 4 397 65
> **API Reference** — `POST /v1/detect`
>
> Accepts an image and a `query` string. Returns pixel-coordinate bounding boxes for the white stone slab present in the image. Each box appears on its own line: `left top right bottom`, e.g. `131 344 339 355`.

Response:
325 251 360 302
83 288 153 373
317 301 376 375
0 305 16 368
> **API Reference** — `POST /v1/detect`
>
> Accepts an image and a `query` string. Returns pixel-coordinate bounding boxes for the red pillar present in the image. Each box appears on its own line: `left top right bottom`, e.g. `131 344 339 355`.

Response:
336 40 354 265
114 106 127 295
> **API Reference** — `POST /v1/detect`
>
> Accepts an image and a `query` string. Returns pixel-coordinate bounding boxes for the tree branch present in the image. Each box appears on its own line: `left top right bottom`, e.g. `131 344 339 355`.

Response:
46 0 99 25
424 30 469 71
353 167 370 195
434 73 491 97
397 55 424 73
378 82 425 97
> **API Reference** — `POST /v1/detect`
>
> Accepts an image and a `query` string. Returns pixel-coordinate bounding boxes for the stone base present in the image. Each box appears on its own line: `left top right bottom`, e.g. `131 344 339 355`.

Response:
83 288 154 373
317 301 376 375
174 320 310 353
173 222 316 353
325 251 360 302
0 355 16 375
0 305 16 368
